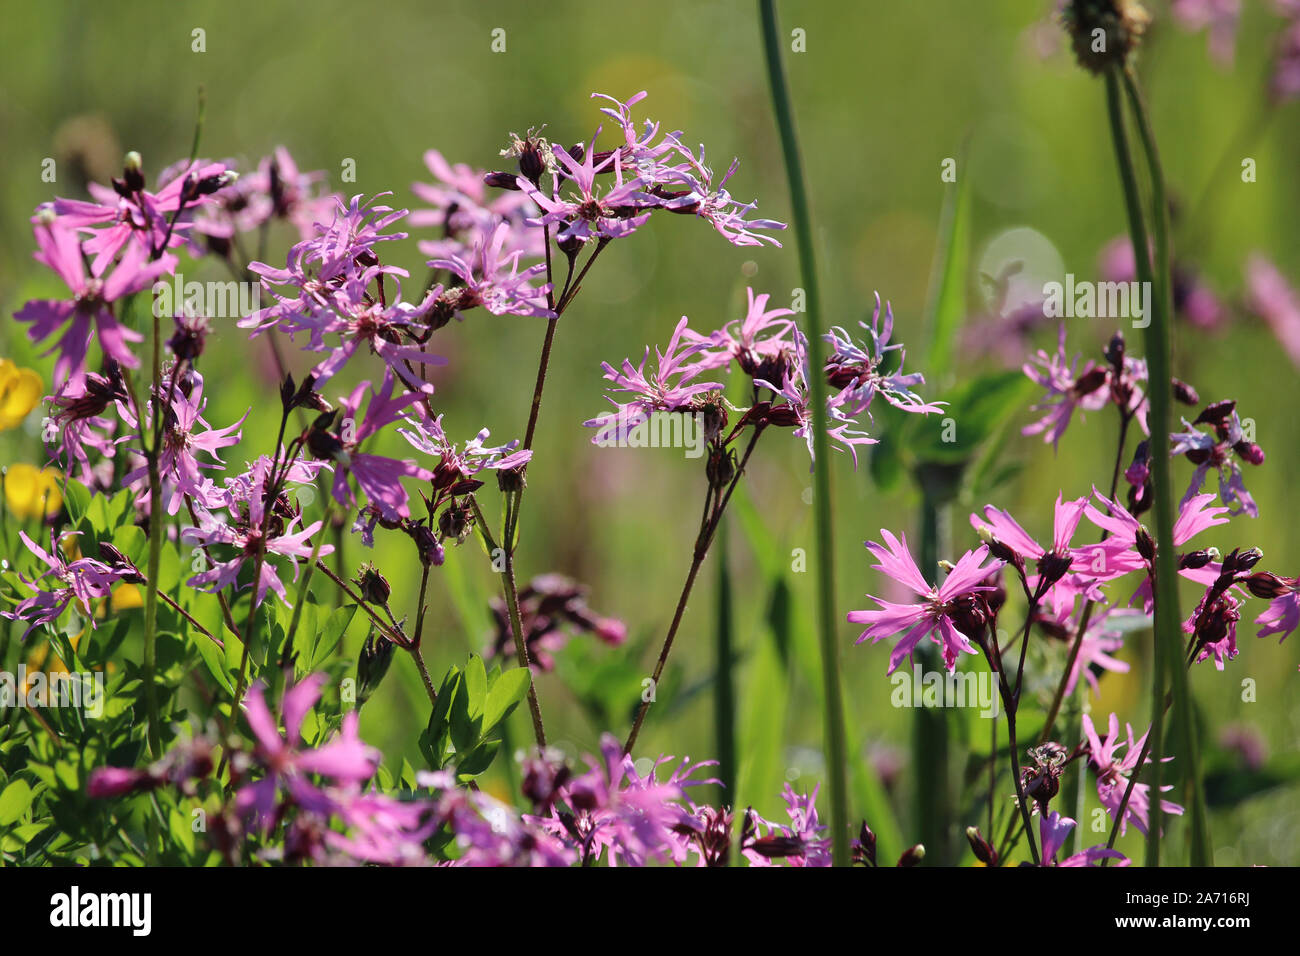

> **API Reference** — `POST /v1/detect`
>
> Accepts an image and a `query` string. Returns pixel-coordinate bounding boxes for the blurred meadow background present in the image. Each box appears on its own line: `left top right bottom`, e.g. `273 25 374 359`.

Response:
1 0 1297 864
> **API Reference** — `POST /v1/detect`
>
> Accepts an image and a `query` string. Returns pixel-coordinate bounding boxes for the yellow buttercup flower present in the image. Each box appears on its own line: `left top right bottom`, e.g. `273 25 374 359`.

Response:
3 463 64 519
0 359 44 430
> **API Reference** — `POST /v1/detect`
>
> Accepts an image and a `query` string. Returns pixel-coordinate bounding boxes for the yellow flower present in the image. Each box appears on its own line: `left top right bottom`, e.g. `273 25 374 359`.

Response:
111 582 143 611
3 463 64 519
0 359 44 430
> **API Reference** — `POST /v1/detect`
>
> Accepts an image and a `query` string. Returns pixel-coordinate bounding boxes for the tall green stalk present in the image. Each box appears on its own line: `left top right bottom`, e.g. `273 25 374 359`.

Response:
914 496 952 864
759 0 849 866
1119 67 1210 866
142 313 164 758
1102 65 1208 866
714 521 737 804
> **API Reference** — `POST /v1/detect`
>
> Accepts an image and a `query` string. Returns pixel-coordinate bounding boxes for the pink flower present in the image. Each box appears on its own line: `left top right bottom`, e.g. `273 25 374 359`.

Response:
54 159 229 273
121 369 246 515
741 785 831 867
1039 591 1136 697
1171 0 1242 66
584 315 724 444
1252 573 1300 643
183 459 334 607
848 532 1003 673
429 221 555 319
1244 254 1300 368
1022 325 1110 450
681 286 797 376
1038 811 1129 866
2 530 127 639
665 144 786 247
1170 405 1261 517
973 493 1131 599
823 293 945 420
522 134 654 243
320 372 435 521
528 735 710 866
1082 712 1184 837
15 218 172 385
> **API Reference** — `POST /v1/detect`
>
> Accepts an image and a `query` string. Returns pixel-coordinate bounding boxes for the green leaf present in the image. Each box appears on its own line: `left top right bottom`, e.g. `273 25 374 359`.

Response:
920 145 971 387
910 370 1036 466
63 480 92 529
482 667 531 732
309 605 356 672
464 653 487 719
0 780 35 826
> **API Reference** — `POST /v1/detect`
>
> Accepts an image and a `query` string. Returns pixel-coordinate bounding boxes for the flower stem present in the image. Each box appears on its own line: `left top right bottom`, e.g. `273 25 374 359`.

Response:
624 429 764 755
713 521 737 803
469 496 547 749
142 313 164 758
1107 64 1210 865
759 0 849 868
1039 411 1130 745
914 497 952 864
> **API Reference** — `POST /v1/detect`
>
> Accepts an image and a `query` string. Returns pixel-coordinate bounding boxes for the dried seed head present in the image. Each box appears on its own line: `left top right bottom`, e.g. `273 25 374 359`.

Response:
1061 0 1151 74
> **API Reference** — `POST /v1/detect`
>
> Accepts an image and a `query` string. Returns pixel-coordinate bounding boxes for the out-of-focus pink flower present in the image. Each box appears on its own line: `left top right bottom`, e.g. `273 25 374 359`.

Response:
1171 0 1242 66
1244 254 1300 367
1022 325 1110 450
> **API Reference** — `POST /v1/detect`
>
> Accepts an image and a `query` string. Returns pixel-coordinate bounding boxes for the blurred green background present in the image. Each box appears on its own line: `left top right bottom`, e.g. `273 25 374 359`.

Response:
1 0 1297 864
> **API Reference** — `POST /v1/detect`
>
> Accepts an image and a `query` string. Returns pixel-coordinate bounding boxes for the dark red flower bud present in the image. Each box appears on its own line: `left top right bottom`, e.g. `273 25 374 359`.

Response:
354 563 391 605
1172 377 1199 406
1244 572 1294 600
852 821 877 867
1179 549 1218 571
1234 441 1264 466
896 844 926 868
1193 399 1236 428
966 826 999 867
1073 367 1109 397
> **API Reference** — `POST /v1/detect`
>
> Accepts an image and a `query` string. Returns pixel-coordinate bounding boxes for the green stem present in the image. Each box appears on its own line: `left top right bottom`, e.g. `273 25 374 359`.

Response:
1119 66 1209 867
142 313 164 757
914 497 952 865
1103 65 1205 866
759 0 848 867
713 520 737 805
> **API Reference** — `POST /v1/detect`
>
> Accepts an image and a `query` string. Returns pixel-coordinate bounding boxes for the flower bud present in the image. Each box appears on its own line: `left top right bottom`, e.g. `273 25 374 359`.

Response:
705 446 736 488
354 562 391 605
439 496 475 541
1105 330 1126 369
357 629 396 702
1179 548 1219 571
1172 377 1199 406
1073 366 1109 397
1135 526 1155 563
409 523 445 567
852 821 877 867
965 826 999 867
484 171 521 191
1244 572 1293 600
497 464 527 494
896 844 926 868
122 151 145 192
1222 547 1263 575
518 140 547 186
1234 441 1265 466
1193 399 1236 428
